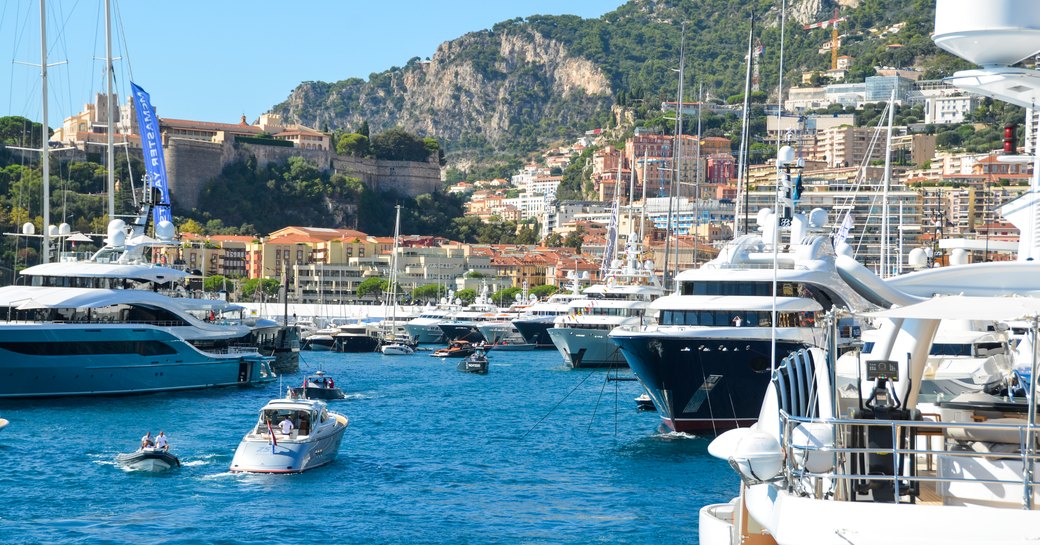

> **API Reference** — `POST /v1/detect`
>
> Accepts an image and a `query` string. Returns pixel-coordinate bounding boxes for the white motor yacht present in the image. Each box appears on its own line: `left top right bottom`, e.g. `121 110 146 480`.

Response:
548 244 664 368
230 395 348 474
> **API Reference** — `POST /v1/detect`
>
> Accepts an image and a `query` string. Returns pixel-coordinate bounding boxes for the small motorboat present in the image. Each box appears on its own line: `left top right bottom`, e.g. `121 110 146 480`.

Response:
230 396 348 474
486 340 536 351
432 340 476 358
635 393 657 412
289 370 345 400
381 340 415 356
115 447 181 472
457 348 489 374
0 417 9 432
303 333 335 351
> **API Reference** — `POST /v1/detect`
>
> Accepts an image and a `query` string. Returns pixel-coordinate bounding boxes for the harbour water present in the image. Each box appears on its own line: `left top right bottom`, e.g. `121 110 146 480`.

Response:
0 350 733 545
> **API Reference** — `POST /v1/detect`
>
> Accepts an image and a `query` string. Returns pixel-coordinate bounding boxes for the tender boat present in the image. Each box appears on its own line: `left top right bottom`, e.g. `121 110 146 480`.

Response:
381 341 415 355
431 340 476 358
289 370 345 400
115 447 181 472
0 417 8 432
457 348 489 374
229 396 348 474
634 393 656 412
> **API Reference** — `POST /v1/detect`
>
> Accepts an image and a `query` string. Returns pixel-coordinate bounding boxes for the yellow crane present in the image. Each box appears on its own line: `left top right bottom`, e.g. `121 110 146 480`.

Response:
804 8 847 71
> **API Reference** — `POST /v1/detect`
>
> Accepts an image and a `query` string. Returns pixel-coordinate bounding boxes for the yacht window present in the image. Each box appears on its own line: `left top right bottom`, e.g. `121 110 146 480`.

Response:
973 342 1005 357
930 343 972 357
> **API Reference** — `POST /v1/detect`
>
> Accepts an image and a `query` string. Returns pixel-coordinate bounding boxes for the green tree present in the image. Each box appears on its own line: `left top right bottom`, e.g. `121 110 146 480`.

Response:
203 275 228 293
356 277 389 299
563 226 585 253
543 232 564 247
530 284 558 299
455 288 477 305
336 133 370 157
370 128 430 162
411 284 444 303
492 286 523 306
241 278 281 299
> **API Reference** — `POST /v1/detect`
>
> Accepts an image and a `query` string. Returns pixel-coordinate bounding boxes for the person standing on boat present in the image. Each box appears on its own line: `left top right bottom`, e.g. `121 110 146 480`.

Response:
140 431 154 449
278 415 294 435
155 431 169 452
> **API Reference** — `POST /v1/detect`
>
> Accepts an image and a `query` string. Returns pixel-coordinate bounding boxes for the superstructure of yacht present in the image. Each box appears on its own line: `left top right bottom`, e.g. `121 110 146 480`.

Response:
402 296 462 344
611 206 871 433
701 4 1040 542
512 276 585 349
229 395 348 474
0 207 276 398
548 244 664 368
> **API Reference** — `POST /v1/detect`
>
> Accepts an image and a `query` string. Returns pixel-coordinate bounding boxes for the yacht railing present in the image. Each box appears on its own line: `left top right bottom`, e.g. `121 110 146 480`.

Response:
778 411 1040 509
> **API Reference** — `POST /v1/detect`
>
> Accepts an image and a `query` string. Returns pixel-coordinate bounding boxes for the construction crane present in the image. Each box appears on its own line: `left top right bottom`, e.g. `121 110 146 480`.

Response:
804 8 847 71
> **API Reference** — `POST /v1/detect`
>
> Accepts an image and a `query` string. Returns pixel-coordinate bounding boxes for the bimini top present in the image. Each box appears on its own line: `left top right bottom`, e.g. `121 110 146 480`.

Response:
865 295 1040 321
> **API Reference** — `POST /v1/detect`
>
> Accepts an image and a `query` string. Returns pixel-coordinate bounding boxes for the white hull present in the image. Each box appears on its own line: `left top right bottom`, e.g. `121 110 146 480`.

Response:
403 323 445 344
547 327 627 368
381 344 414 356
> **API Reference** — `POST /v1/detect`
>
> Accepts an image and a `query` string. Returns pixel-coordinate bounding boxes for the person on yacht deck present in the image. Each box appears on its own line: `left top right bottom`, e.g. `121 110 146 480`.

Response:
278 415 294 435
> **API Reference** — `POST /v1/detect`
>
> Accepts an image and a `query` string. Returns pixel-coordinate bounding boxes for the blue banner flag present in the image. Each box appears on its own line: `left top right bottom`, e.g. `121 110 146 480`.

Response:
130 82 172 225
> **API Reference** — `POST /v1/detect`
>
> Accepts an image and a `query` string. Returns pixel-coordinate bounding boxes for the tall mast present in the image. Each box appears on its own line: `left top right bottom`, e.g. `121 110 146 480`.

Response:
663 23 686 290
880 90 896 278
694 83 702 266
736 13 754 236
105 0 115 221
40 0 51 264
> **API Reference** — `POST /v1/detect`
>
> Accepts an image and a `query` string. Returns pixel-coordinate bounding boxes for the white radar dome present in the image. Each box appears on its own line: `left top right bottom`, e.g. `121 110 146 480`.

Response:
47 224 58 237
933 0 1040 66
21 222 35 236
808 208 828 229
155 220 175 242
950 248 969 266
908 248 928 269
58 223 71 236
777 146 796 166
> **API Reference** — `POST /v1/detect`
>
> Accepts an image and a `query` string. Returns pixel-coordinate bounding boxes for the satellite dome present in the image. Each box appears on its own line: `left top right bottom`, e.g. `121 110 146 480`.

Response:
47 224 58 237
58 223 71 236
155 220 175 242
933 0 1040 66
21 222 35 236
908 248 928 269
109 230 126 248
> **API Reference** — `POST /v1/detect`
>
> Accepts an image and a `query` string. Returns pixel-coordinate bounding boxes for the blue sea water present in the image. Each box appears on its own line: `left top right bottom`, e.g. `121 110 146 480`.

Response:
0 350 735 545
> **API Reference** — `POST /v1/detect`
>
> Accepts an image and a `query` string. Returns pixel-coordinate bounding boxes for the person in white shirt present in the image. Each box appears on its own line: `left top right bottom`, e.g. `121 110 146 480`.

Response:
154 431 169 451
279 416 294 435
140 431 154 449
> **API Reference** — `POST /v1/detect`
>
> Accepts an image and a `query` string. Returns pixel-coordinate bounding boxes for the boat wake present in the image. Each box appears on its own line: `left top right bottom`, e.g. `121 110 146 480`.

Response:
650 430 704 441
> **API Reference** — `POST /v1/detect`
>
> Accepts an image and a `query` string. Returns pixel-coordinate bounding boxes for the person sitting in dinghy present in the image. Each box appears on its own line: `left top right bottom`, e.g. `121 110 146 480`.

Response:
140 431 154 449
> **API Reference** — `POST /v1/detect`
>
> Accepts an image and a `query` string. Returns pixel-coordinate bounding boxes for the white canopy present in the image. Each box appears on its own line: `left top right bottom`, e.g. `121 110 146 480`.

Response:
865 295 1040 321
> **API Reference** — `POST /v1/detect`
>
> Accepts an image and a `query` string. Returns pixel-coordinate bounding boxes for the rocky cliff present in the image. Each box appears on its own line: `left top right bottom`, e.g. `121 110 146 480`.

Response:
274 26 614 154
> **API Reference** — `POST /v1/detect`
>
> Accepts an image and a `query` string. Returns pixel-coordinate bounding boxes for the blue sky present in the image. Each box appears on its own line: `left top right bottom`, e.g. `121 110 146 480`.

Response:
2 0 625 127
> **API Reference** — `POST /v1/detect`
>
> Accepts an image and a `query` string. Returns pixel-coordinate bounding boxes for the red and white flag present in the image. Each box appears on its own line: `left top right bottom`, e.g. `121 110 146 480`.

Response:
267 420 277 447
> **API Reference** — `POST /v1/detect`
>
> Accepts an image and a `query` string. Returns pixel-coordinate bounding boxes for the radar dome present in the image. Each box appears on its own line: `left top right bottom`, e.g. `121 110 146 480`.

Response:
950 248 969 266
756 208 772 227
644 260 654 271
777 145 796 166
58 223 71 236
933 0 1040 66
107 219 126 238
908 248 928 269
47 224 58 237
109 230 126 248
155 220 175 242
808 208 828 229
21 222 35 236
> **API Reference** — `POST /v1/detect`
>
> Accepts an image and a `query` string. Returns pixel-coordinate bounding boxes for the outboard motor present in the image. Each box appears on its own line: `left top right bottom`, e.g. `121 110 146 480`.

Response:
850 358 921 503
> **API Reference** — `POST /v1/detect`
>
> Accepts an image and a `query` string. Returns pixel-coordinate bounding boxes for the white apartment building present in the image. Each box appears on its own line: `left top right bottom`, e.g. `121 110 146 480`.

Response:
924 95 982 125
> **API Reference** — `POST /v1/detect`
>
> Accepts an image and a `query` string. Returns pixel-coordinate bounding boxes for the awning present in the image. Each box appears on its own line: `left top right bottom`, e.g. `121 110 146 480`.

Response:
864 295 1040 321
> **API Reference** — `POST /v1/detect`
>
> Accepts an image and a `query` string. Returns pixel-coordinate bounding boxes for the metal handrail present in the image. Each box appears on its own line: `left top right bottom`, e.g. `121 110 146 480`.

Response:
779 411 1040 508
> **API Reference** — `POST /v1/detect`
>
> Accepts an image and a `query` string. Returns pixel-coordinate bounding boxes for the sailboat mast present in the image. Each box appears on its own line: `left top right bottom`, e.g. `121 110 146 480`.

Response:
694 83 702 266
736 13 754 236
40 0 51 265
105 0 115 221
663 24 686 290
881 90 896 278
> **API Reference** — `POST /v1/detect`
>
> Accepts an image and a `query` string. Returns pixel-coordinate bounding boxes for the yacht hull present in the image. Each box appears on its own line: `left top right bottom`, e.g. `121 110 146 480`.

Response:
612 332 808 433
0 324 275 398
403 323 445 344
439 323 485 343
547 327 628 368
512 317 558 349
229 419 347 474
332 336 380 353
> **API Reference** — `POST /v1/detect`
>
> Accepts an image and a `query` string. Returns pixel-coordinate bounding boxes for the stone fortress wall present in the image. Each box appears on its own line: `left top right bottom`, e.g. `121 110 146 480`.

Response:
165 138 441 210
